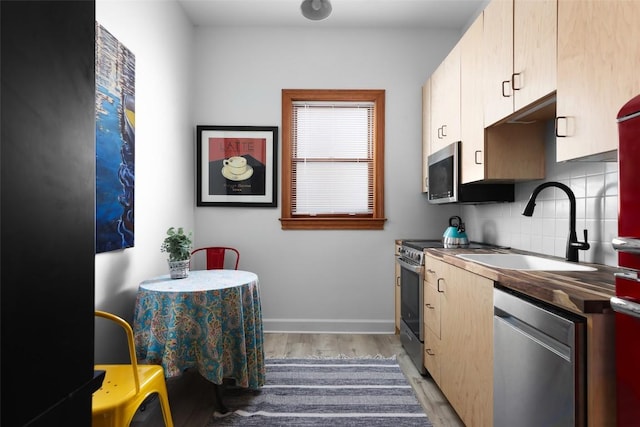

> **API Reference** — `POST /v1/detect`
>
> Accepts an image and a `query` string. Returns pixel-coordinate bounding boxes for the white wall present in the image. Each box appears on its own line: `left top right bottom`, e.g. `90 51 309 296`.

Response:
192 26 462 333
95 0 195 359
462 121 618 267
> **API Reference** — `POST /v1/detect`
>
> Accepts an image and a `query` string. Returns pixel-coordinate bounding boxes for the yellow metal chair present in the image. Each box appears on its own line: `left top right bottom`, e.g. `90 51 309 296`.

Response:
93 310 174 427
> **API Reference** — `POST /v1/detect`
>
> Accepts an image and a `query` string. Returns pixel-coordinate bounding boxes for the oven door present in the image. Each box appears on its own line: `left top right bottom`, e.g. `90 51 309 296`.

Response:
397 257 424 341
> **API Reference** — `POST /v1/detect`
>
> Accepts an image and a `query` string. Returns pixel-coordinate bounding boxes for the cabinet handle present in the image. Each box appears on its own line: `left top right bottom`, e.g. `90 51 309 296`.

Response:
425 303 435 309
555 116 568 137
511 72 522 91
441 124 447 137
426 348 436 356
474 150 482 165
396 276 400 287
424 176 428 191
426 268 436 274
437 278 444 293
501 80 511 98
437 126 442 139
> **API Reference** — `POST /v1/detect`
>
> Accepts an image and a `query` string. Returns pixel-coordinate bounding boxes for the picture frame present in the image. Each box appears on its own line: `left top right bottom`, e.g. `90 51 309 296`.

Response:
196 125 278 207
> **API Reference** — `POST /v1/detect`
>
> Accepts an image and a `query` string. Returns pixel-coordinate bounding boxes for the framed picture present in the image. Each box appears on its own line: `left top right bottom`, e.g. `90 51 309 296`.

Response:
196 125 278 207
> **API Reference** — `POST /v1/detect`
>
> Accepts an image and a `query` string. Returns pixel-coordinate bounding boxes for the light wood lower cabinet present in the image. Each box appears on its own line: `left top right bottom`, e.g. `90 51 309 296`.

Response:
423 255 493 427
394 244 401 334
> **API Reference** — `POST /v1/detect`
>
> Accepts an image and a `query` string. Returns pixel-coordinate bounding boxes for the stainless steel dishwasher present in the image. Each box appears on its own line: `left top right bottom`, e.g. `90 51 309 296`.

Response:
493 287 586 427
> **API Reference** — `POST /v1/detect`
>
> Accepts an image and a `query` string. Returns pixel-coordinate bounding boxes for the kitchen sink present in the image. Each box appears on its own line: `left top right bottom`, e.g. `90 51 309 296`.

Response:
456 253 597 272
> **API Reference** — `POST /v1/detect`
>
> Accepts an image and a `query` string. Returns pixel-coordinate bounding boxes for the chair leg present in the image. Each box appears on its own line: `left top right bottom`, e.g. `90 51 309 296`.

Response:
156 392 174 427
213 383 229 414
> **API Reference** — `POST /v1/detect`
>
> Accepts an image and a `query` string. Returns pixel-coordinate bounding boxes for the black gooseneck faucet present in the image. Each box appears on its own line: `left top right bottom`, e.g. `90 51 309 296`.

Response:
522 181 590 263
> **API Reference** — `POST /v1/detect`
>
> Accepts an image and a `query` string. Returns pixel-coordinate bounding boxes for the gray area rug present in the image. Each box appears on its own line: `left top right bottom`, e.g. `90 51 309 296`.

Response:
208 357 432 426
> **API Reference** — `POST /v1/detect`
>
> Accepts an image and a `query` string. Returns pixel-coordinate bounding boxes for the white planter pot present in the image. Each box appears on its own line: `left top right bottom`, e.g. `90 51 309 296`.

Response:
168 259 190 279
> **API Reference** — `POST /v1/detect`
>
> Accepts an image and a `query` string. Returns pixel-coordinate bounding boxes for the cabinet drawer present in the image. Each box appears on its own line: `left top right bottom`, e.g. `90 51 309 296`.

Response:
424 280 441 338
424 327 441 384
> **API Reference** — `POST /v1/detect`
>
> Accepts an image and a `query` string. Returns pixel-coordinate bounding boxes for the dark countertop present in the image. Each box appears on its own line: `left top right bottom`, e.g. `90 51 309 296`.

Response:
424 247 619 315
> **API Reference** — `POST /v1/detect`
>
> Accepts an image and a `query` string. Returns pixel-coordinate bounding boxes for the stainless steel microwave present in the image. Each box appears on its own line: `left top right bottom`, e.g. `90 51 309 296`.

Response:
427 141 514 204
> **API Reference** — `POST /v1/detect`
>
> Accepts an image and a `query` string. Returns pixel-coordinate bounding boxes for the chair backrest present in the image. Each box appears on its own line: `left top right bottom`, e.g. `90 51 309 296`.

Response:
191 247 240 270
95 310 140 393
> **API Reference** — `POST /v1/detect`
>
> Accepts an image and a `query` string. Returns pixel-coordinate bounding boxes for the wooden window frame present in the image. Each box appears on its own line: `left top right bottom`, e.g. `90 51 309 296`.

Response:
280 89 386 230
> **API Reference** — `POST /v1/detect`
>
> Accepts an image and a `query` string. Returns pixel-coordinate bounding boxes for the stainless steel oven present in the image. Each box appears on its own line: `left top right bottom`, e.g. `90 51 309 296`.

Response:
397 244 427 375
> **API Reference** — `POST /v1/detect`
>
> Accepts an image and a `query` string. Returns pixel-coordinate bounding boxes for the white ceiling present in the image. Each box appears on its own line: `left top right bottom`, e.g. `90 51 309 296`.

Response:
177 0 487 30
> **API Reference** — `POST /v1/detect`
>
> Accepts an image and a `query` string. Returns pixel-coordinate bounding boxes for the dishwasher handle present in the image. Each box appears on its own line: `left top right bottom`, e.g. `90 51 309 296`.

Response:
611 296 640 319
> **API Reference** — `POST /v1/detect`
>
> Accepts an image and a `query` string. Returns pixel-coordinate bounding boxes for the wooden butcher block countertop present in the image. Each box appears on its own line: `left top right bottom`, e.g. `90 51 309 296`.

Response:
425 247 619 315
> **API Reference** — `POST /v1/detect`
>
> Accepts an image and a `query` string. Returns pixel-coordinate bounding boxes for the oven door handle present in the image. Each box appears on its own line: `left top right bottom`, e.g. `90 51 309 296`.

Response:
611 296 640 319
397 257 424 274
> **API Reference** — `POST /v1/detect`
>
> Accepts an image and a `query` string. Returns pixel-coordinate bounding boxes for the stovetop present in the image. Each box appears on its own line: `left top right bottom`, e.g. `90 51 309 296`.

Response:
401 239 507 250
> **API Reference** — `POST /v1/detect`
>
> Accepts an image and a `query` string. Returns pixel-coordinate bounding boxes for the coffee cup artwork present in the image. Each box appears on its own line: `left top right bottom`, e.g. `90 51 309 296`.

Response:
222 156 253 181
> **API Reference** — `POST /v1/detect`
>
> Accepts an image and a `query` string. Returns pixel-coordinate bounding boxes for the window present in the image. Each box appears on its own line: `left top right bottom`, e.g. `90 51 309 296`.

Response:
280 89 386 230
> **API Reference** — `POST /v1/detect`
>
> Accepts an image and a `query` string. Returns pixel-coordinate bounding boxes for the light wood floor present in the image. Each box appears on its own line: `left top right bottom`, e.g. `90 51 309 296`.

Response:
131 333 465 427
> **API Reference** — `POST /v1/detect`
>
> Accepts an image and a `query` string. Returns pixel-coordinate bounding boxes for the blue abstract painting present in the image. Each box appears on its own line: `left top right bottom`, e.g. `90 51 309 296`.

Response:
95 23 135 253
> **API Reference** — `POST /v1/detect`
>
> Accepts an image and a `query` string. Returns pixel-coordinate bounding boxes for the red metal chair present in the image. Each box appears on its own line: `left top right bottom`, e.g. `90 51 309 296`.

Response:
190 247 240 270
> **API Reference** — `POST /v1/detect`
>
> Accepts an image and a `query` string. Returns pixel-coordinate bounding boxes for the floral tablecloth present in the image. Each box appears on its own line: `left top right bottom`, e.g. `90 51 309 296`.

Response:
133 269 265 389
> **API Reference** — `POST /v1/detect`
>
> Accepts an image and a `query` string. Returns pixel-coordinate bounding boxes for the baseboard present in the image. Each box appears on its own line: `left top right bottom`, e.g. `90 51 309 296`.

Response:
263 318 395 334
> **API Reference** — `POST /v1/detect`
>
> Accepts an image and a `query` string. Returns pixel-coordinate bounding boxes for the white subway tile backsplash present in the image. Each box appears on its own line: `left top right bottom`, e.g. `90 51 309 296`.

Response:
461 132 618 267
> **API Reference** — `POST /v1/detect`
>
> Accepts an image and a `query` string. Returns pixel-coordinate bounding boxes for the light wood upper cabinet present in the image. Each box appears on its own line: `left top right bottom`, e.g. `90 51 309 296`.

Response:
421 79 431 193
484 0 557 127
556 0 640 161
460 13 485 184
461 11 545 184
424 255 493 427
430 43 461 151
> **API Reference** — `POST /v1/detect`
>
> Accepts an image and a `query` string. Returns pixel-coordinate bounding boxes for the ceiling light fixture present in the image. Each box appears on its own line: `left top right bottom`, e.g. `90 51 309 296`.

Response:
301 0 332 21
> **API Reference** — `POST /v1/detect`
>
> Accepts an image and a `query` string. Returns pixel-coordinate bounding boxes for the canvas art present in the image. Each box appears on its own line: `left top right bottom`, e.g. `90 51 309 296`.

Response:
95 23 135 253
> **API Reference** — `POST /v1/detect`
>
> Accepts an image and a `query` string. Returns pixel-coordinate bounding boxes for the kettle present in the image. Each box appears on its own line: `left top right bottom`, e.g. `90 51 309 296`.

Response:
443 216 470 248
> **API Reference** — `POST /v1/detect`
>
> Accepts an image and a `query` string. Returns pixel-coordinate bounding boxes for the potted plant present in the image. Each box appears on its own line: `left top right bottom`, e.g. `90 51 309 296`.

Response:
160 226 193 279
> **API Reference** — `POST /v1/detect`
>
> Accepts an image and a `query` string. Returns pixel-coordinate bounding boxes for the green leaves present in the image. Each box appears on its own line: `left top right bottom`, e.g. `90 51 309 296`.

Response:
160 227 193 261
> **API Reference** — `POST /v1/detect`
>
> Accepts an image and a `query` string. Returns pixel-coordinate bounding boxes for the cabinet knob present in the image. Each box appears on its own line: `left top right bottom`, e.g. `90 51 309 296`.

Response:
511 72 522 91
501 80 511 98
474 150 483 165
555 116 569 138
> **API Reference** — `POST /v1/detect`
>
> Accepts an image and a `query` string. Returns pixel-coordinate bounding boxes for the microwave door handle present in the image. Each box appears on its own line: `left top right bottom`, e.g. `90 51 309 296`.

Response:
612 237 640 254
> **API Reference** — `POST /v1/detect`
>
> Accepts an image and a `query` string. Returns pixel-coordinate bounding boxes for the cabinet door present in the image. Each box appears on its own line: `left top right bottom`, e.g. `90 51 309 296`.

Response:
513 0 557 112
424 327 441 384
440 262 494 427
422 79 431 193
484 0 556 127
483 0 513 127
394 246 401 334
556 0 640 161
430 43 461 151
460 13 485 184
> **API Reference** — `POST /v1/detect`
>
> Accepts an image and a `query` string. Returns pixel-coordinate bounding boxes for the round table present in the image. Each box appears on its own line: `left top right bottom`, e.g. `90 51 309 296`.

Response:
133 269 265 389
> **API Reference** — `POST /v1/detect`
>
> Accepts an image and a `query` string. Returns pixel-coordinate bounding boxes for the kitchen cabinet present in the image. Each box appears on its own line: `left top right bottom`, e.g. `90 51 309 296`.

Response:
429 43 461 152
421 79 430 193
423 255 493 427
483 0 556 128
556 0 640 161
459 12 484 183
423 266 441 383
394 243 401 334
460 11 546 184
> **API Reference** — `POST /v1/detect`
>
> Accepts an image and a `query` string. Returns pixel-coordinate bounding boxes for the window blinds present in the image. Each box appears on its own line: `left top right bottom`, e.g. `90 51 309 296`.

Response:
291 101 375 215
